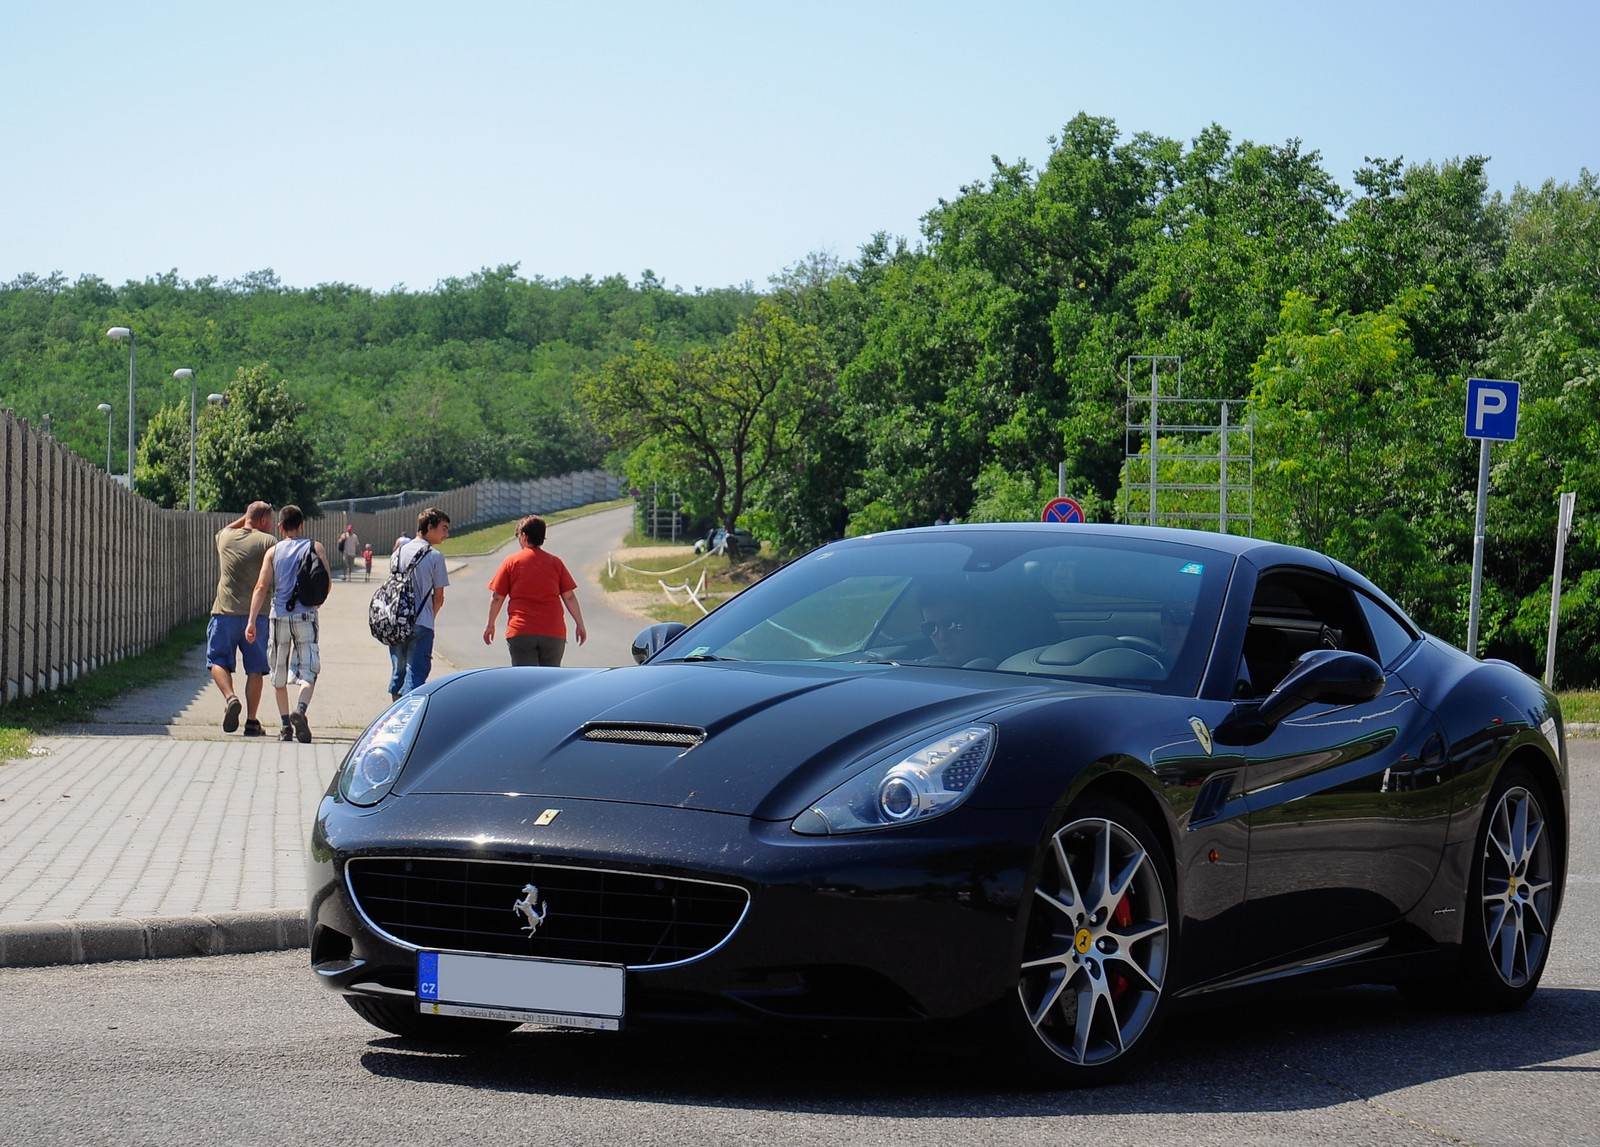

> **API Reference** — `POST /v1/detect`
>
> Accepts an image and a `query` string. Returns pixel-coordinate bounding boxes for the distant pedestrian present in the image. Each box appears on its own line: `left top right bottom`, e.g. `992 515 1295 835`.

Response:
337 524 361 581
362 543 373 581
207 501 275 737
245 504 329 743
482 514 588 666
388 508 451 700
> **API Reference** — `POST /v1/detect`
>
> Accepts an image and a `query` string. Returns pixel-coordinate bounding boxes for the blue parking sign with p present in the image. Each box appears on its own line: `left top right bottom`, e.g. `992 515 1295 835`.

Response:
1465 378 1520 441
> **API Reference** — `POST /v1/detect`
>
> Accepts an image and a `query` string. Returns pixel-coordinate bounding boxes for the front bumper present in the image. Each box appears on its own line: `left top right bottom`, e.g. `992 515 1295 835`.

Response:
310 791 1035 1026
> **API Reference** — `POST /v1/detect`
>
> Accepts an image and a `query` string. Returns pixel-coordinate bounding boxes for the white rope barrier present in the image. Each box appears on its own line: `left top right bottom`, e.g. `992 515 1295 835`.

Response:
607 549 719 578
659 570 710 614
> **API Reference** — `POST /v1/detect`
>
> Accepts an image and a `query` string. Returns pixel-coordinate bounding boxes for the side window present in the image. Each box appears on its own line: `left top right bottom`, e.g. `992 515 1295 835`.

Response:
1355 591 1418 669
1237 570 1376 698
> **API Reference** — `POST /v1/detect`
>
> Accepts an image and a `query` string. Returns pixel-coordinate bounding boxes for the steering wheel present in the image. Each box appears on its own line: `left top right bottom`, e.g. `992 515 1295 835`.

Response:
1117 636 1164 657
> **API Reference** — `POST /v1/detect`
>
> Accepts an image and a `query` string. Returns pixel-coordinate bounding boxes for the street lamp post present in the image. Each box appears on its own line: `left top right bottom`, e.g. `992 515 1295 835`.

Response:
174 368 198 511
202 391 226 507
107 327 135 489
96 403 113 473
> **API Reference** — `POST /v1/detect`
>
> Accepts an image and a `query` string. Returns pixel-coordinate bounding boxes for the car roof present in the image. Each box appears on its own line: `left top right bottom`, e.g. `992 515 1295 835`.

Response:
849 523 1400 610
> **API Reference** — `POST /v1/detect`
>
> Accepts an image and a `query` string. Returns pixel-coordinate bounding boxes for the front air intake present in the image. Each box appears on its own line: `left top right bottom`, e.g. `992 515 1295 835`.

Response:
579 723 704 748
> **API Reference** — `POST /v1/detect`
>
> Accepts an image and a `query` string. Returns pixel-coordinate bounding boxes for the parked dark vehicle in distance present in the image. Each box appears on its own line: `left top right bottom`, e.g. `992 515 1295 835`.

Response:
310 524 1568 1085
693 526 759 557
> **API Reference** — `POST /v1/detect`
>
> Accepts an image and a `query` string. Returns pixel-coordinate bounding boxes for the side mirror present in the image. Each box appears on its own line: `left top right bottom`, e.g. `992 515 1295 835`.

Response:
632 622 689 664
1254 648 1386 727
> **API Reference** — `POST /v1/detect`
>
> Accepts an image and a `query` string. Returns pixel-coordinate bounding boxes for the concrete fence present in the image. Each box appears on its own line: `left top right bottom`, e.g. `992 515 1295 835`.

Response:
0 408 622 706
1 410 229 704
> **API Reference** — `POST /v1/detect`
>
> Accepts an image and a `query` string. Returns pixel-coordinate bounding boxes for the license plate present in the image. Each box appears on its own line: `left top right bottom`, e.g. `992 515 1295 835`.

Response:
417 951 624 1031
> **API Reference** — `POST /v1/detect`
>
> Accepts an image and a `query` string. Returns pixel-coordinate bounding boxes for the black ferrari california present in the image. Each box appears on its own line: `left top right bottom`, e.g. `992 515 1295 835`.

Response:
309 524 1569 1085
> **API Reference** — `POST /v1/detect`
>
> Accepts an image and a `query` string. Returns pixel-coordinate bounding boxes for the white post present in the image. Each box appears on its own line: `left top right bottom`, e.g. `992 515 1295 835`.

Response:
1544 491 1577 688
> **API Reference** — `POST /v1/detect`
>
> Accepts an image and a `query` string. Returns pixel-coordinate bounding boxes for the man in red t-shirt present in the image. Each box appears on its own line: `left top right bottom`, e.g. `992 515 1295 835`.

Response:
482 515 589 666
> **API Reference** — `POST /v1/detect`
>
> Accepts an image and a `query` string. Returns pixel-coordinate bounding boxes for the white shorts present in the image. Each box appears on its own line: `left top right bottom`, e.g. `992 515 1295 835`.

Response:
269 614 321 688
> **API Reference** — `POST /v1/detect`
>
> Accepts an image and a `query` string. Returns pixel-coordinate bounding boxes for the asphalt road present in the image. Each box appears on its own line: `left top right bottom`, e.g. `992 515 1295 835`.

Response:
2 949 1594 1146
3 743 1596 1146
430 504 651 674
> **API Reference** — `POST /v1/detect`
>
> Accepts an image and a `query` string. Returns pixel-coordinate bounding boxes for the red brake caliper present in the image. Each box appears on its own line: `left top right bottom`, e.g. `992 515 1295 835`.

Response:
1109 892 1134 1000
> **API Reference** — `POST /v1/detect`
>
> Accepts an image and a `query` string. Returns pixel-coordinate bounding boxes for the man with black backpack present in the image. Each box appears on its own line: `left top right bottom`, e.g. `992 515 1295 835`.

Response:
244 504 331 743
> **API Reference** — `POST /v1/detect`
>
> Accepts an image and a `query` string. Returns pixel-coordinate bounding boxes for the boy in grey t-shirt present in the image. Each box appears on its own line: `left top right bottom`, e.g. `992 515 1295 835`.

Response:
387 507 451 701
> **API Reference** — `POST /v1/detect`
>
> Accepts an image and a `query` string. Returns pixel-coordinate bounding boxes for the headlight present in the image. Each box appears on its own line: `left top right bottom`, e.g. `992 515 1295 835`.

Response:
791 724 996 835
339 694 427 806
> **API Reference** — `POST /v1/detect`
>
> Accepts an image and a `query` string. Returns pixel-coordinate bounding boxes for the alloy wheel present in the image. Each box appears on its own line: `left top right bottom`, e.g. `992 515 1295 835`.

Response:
1480 784 1555 989
1018 812 1171 1067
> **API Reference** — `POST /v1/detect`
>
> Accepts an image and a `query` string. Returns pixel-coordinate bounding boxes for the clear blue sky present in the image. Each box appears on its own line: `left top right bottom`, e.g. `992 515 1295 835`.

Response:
4 0 1596 295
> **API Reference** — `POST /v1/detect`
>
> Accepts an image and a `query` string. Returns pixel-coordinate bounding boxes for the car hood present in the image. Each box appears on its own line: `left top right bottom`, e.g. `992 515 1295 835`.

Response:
396 661 1069 820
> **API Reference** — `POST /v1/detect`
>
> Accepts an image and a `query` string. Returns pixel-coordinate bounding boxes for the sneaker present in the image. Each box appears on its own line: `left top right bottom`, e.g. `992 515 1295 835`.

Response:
242 719 265 738
278 724 294 742
288 711 312 743
222 695 242 733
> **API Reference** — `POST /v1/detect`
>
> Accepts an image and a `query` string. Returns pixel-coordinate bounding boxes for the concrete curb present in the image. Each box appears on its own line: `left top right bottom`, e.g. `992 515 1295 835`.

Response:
0 908 306 968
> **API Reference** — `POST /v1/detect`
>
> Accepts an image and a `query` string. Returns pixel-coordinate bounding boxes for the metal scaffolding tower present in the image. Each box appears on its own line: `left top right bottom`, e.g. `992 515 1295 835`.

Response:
1121 355 1253 535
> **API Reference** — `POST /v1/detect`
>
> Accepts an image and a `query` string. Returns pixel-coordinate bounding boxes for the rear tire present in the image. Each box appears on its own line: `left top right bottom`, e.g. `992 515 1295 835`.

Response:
1451 767 1559 1009
996 794 1175 1086
1407 765 1559 1011
344 995 519 1043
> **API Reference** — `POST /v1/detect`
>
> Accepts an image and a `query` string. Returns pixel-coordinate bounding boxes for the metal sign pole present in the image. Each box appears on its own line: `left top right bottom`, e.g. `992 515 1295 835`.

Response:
1466 438 1490 657
1544 491 1577 688
1462 378 1521 659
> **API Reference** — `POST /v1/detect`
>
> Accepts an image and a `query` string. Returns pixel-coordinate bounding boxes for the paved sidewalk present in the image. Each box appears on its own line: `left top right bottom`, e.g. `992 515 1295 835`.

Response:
0 555 414 966
0 506 643 967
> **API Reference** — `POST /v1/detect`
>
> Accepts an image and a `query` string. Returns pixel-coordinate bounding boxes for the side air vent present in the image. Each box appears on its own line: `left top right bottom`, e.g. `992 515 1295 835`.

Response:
580 723 704 748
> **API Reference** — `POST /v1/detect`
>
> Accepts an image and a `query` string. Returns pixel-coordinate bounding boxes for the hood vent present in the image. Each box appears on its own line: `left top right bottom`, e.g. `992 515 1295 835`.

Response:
580 722 705 749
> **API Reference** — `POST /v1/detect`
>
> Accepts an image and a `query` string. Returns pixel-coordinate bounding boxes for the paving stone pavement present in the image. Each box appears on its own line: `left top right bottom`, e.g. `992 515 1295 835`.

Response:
0 505 644 966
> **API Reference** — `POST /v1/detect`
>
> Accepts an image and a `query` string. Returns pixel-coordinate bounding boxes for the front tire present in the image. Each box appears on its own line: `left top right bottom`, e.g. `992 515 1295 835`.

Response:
345 995 519 1043
1001 794 1174 1086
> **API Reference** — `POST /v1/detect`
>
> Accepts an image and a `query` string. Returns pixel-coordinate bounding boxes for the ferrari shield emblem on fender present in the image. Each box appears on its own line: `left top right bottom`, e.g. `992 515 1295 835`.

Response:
1189 716 1213 756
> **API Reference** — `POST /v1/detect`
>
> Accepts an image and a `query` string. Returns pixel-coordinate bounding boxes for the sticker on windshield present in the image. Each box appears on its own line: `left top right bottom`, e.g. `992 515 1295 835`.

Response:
1178 563 1204 576
688 646 712 658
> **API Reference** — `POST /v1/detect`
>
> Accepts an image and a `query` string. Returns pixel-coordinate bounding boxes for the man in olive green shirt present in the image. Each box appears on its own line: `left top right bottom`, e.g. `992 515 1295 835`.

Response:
208 501 275 735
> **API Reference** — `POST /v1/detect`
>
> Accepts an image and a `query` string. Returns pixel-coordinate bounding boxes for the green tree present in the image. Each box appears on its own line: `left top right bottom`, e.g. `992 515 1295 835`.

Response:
580 302 832 537
132 403 191 507
194 363 323 514
1248 290 1466 628
1478 172 1600 675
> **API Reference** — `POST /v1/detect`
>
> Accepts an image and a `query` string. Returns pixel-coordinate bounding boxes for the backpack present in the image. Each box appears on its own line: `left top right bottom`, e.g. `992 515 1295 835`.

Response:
368 543 432 645
286 543 331 610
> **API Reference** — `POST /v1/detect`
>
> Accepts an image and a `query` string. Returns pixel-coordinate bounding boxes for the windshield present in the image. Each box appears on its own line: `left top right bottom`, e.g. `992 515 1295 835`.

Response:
657 528 1232 694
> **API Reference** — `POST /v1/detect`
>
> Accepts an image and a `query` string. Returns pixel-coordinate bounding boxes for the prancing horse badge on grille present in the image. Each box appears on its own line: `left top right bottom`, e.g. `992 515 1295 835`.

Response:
513 883 549 935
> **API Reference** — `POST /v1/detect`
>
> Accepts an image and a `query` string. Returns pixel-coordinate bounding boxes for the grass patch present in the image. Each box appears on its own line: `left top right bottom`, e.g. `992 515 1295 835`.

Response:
0 616 209 758
437 498 634 557
1558 691 1600 724
601 548 777 625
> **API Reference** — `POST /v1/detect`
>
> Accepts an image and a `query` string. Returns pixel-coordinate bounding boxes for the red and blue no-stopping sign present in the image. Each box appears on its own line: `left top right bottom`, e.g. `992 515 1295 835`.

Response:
1041 497 1084 523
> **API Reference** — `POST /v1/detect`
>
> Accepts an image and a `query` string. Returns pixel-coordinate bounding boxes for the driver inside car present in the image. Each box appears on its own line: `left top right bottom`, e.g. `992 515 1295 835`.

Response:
917 581 1002 668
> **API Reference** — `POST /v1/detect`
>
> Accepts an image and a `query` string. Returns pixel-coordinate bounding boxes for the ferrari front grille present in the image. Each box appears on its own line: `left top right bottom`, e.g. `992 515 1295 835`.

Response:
345 857 748 969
